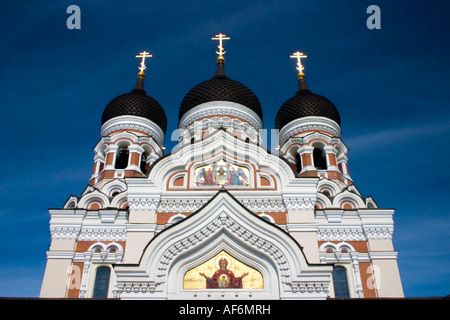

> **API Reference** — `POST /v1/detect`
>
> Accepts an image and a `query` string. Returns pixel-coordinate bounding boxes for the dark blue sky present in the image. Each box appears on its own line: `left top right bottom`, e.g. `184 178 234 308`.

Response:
0 1 449 297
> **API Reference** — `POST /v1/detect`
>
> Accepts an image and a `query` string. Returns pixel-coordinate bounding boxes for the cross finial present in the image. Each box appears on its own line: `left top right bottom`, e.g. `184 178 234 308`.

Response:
136 51 152 77
290 51 307 78
211 33 230 62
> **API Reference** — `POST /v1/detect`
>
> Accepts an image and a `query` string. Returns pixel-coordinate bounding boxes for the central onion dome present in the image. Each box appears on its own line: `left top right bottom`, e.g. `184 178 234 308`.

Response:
102 73 167 133
275 72 340 131
178 60 263 124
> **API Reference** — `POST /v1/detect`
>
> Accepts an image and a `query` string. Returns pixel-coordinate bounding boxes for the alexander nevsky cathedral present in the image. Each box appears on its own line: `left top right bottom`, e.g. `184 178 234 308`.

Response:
40 34 403 300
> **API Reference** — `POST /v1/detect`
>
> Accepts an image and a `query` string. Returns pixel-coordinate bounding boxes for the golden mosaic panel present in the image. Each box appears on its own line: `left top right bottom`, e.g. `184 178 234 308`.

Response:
183 251 263 289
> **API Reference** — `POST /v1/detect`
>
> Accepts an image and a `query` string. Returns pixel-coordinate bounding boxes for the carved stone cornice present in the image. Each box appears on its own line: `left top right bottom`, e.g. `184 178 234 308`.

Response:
317 227 366 241
179 101 263 130
101 115 165 146
363 226 394 239
50 225 127 241
282 197 316 210
157 198 286 213
279 116 341 146
317 225 394 241
78 227 127 241
288 281 330 295
50 226 81 239
128 196 161 211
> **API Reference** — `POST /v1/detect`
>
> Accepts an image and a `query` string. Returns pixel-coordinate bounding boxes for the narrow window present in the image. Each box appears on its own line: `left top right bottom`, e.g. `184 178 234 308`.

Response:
92 266 111 298
333 266 350 299
245 137 250 162
313 147 327 170
140 152 148 173
115 147 129 169
191 137 195 145
295 152 302 175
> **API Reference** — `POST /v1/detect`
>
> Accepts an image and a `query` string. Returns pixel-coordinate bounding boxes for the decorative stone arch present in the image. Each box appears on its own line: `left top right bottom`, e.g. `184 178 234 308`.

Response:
256 172 276 189
114 189 332 300
258 213 275 224
102 179 127 197
336 242 355 253
365 196 378 209
319 241 338 254
106 242 124 253
88 242 106 253
340 200 357 209
109 130 140 145
333 190 365 209
167 213 187 225
78 190 110 209
317 179 341 197
63 195 78 209
315 194 331 210
110 193 128 209
319 241 356 254
167 172 188 190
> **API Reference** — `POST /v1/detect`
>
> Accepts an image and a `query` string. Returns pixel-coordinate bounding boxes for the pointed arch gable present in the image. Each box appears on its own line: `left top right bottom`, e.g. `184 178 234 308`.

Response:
114 189 332 299
168 232 279 299
137 129 299 194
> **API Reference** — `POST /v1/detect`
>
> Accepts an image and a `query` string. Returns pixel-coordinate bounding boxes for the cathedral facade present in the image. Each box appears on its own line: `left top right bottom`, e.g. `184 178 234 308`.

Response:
40 37 403 300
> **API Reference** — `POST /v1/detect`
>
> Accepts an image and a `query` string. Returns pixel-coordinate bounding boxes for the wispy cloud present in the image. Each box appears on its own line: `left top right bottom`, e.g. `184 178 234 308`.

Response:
345 120 450 151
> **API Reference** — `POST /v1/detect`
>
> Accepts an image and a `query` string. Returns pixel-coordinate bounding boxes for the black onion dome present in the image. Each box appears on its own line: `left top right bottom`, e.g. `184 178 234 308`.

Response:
102 76 167 133
179 62 262 122
275 77 340 130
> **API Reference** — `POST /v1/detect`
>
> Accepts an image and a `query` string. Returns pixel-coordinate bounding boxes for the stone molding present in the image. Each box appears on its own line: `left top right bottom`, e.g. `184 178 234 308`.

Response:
179 101 263 130
279 116 341 146
101 115 165 145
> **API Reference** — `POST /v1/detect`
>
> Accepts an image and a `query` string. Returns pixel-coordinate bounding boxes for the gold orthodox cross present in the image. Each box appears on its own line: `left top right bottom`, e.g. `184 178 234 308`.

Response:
290 51 307 77
211 33 230 58
136 51 152 74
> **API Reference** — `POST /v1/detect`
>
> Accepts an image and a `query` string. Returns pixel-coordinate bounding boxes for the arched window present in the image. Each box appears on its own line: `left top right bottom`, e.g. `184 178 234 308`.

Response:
313 147 327 170
333 266 350 299
295 152 302 175
98 146 106 173
92 266 111 298
115 145 129 169
140 151 148 173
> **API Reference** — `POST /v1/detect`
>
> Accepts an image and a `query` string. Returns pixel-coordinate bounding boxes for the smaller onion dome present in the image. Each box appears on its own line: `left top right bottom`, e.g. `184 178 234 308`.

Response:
275 76 340 131
101 72 167 133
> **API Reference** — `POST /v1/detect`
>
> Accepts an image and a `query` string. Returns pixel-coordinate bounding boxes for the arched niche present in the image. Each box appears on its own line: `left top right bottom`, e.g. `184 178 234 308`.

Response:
167 231 278 299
